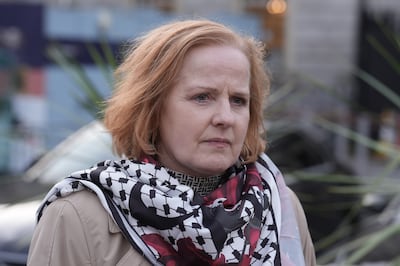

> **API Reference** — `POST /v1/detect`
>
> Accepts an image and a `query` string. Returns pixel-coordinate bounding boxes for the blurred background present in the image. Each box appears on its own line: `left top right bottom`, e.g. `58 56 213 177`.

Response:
0 0 399 265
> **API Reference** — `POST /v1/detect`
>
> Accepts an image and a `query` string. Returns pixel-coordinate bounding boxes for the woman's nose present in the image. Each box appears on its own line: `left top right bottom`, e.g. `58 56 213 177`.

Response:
211 100 235 127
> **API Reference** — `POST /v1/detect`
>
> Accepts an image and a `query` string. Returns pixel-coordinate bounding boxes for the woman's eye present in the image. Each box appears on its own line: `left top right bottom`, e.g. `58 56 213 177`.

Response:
194 93 210 102
231 97 247 106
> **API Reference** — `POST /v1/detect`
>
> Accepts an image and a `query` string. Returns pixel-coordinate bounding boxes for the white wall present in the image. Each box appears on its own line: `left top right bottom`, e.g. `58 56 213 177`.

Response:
285 0 360 85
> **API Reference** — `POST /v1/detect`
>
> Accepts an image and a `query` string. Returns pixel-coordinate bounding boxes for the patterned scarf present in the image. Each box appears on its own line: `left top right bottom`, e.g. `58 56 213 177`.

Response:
37 155 283 265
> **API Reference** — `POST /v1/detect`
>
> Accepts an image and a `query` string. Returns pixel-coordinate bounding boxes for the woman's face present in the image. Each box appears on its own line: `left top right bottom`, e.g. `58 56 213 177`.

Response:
158 44 251 177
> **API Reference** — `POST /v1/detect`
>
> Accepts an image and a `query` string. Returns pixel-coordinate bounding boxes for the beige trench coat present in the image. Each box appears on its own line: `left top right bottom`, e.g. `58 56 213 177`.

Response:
27 189 316 266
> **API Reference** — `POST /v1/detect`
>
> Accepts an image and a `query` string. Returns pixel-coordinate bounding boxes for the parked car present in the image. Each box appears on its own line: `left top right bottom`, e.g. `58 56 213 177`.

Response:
0 120 366 265
0 121 119 265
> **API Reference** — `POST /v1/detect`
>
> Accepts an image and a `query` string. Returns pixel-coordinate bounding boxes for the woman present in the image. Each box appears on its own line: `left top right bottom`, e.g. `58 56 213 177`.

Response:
28 19 316 265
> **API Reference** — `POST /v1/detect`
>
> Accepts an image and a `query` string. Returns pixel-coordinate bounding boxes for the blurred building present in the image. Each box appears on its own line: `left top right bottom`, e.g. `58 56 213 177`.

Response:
0 0 263 173
0 3 46 173
0 0 399 175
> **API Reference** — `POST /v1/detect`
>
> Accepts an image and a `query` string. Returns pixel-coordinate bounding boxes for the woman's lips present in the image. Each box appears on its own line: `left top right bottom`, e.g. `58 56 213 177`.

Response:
204 138 231 147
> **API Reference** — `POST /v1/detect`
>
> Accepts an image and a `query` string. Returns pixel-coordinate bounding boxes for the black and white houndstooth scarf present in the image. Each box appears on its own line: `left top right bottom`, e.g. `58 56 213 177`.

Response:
37 155 284 265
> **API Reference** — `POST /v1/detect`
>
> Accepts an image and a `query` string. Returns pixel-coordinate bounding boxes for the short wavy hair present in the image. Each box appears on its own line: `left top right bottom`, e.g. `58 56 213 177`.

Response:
103 19 270 163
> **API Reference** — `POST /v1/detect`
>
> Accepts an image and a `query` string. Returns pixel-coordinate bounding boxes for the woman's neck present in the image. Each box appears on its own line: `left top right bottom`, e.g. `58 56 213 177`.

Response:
166 168 222 196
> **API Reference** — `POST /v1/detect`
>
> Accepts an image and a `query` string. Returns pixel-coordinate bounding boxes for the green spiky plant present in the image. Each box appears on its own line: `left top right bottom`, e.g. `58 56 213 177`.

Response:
288 20 400 265
47 41 117 119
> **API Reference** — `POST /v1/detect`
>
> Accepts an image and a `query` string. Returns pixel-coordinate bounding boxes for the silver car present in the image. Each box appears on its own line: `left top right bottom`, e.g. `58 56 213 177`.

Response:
0 121 118 265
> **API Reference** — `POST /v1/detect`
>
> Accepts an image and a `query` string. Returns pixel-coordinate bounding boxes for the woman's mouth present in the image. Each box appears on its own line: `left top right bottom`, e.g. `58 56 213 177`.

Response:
204 138 231 148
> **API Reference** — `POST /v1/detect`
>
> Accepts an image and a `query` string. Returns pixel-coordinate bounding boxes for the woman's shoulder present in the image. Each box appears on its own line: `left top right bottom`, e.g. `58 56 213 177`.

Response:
48 189 125 237
33 189 151 265
37 189 114 241
43 189 109 226
286 188 317 266
54 189 106 215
